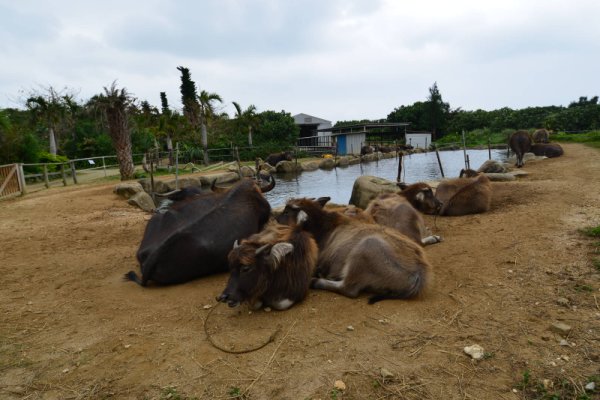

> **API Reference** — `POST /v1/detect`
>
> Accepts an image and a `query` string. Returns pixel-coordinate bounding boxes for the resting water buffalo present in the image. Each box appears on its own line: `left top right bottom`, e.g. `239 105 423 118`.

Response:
373 145 393 153
435 171 492 216
360 145 374 155
530 143 564 158
532 129 550 143
217 222 318 310
509 130 532 167
125 177 275 286
277 197 431 303
265 151 293 166
366 183 442 246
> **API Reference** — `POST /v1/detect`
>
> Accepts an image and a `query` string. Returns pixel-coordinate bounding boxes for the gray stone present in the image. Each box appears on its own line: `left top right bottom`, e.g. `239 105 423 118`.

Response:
127 191 155 212
463 344 485 360
556 297 570 307
137 179 170 194
319 158 336 170
549 322 572 337
260 163 277 174
585 382 596 391
301 161 319 171
478 159 507 173
336 157 350 167
348 156 361 165
349 175 400 209
199 172 240 186
380 368 394 379
113 182 143 199
164 177 202 191
239 165 256 178
276 160 301 173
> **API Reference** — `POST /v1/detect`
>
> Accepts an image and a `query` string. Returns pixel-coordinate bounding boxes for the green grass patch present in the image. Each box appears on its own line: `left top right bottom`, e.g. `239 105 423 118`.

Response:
581 225 600 238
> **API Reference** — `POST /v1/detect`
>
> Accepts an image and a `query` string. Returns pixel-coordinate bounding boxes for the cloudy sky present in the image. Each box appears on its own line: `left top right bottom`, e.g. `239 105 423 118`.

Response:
1 0 599 123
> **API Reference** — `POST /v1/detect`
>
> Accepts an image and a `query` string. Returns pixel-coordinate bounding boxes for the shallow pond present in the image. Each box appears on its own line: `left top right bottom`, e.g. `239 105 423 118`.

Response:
264 149 508 207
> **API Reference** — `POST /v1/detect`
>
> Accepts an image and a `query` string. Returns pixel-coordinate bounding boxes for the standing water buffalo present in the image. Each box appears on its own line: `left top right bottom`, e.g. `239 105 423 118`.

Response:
509 130 532 167
265 151 293 166
125 177 275 286
532 129 550 143
217 221 318 310
366 183 442 246
435 171 492 216
530 143 564 158
277 197 431 303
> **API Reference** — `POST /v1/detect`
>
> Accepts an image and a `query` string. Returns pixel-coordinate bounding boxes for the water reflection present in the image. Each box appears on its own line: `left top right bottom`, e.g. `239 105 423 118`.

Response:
264 149 507 207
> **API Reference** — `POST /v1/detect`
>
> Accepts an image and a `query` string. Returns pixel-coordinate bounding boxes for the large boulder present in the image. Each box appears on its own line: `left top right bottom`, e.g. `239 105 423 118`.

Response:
239 165 256 178
301 161 319 171
336 157 350 167
349 175 400 209
137 179 170 194
260 163 277 174
127 191 155 212
477 160 507 174
165 177 202 191
319 158 336 170
114 182 143 199
276 160 301 173
199 172 240 186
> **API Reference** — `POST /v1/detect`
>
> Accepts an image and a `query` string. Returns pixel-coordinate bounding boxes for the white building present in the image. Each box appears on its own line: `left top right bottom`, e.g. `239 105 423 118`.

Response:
405 132 432 149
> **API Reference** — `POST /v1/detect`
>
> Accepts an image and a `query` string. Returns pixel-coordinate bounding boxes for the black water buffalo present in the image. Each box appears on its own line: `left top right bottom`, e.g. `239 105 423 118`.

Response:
373 145 393 153
265 151 293 166
217 221 318 310
360 145 374 155
532 129 550 143
509 130 532 167
531 143 564 158
277 197 431 304
125 177 275 286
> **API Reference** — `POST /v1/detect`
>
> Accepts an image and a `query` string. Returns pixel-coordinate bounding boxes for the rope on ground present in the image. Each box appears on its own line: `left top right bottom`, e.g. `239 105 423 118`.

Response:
203 302 281 354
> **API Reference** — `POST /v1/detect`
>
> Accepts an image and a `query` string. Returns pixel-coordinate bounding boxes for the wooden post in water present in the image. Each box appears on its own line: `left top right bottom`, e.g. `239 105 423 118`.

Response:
43 164 50 188
461 130 468 170
488 137 492 160
435 148 445 178
396 153 403 183
60 164 67 186
466 154 471 170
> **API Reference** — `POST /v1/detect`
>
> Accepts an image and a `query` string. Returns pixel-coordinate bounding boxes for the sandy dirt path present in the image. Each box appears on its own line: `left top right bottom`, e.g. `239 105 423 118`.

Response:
1 143 599 400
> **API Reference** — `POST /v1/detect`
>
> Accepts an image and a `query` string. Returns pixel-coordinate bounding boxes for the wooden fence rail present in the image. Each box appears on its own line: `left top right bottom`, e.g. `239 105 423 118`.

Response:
0 163 25 199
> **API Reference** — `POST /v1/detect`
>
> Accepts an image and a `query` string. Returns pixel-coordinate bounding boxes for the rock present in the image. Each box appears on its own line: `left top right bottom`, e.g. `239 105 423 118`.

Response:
164 177 202 191
346 325 354 331
549 322 572 337
276 160 301 173
239 165 256 178
138 178 170 194
127 192 155 212
336 157 350 167
585 382 596 391
347 156 361 165
380 368 394 379
334 380 346 391
541 335 551 341
113 182 143 199
198 172 240 186
463 344 485 360
542 379 554 390
260 163 277 174
556 297 570 307
301 161 319 171
559 339 569 346
477 159 507 173
349 175 400 209
319 158 336 170
510 170 529 178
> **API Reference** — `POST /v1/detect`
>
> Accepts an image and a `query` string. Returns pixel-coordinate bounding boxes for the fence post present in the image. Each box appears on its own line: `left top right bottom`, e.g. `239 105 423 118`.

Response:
18 163 27 195
461 130 468 170
435 148 445 178
61 163 67 186
70 161 78 184
396 153 403 183
102 156 107 177
175 142 179 190
43 164 50 188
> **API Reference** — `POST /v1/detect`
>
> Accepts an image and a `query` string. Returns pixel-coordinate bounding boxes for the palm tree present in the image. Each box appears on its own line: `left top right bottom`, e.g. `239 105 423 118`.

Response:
198 90 223 164
87 82 136 180
26 87 73 155
232 101 258 146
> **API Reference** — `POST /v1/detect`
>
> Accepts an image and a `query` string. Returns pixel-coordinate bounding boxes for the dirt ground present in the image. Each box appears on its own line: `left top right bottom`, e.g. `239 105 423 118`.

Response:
1 143 599 400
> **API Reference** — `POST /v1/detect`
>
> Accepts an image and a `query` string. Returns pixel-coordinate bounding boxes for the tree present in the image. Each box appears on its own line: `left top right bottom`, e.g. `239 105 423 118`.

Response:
425 82 450 140
232 101 258 146
26 86 77 155
87 81 136 180
198 90 223 164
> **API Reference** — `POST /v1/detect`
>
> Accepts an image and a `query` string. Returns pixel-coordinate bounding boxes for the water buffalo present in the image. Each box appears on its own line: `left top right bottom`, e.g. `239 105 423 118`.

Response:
509 130 532 167
125 177 275 286
217 222 318 310
530 143 564 158
532 129 550 143
265 151 293 166
366 183 442 246
276 197 431 303
435 171 492 216
373 145 393 154
360 145 374 155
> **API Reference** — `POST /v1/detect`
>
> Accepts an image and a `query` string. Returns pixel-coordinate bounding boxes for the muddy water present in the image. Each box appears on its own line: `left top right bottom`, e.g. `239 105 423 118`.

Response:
264 149 508 206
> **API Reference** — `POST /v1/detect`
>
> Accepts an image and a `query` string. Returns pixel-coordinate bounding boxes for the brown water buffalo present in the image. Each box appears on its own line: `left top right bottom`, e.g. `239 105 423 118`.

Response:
360 145 375 155
217 221 318 310
373 144 393 153
435 172 492 216
276 197 431 304
530 143 564 158
532 129 550 143
265 151 293 166
365 183 442 246
509 130 532 167
125 177 275 286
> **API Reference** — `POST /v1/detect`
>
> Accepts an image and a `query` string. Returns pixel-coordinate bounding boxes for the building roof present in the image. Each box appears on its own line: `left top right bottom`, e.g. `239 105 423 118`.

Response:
317 122 411 134
293 113 331 125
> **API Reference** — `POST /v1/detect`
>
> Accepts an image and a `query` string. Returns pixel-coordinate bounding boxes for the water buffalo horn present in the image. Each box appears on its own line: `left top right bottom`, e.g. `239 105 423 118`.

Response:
255 243 270 255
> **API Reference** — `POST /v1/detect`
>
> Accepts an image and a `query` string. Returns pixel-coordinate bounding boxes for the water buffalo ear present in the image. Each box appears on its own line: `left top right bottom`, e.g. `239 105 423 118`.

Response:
296 210 308 225
270 242 294 268
316 197 330 207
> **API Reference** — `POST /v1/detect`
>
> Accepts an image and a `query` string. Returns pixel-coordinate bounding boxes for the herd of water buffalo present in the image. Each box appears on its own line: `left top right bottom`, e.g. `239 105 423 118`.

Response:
125 129 562 310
